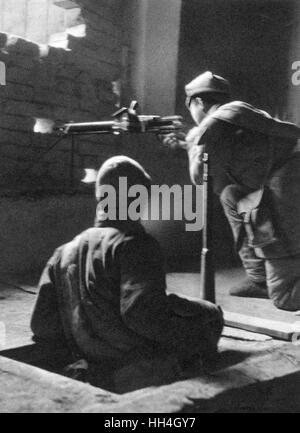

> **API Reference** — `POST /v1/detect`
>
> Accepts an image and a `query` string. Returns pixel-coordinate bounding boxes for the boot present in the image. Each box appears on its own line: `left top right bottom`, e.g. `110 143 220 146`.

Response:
63 359 89 382
230 278 268 299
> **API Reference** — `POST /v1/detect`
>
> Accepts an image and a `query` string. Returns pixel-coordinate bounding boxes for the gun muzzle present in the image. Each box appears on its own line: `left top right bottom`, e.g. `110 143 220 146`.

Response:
55 120 116 135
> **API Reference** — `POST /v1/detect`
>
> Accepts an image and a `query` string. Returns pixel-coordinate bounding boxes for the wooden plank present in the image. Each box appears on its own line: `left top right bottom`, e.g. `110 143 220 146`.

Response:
224 311 300 342
222 326 272 342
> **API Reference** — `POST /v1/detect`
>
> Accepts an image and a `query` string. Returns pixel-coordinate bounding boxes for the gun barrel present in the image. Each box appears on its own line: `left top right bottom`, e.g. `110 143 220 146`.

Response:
56 120 115 135
55 115 183 136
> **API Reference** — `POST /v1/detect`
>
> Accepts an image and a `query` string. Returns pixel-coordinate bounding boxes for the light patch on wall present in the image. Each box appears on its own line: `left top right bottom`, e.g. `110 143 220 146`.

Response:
34 118 55 134
0 0 86 50
49 0 86 49
0 61 6 85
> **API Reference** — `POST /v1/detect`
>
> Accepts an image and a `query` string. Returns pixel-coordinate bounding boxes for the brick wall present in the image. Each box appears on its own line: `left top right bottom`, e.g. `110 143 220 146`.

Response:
0 0 126 193
0 0 199 275
0 0 188 192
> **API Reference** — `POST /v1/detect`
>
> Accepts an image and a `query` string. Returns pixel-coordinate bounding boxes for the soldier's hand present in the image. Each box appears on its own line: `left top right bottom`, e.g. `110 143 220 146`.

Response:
158 132 188 150
158 127 202 151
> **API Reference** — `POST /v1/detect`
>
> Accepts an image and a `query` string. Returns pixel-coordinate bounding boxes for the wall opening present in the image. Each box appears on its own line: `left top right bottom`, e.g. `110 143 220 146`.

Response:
0 0 86 48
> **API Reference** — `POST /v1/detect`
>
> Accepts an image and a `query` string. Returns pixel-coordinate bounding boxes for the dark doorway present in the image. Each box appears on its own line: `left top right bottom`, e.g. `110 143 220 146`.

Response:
176 0 296 119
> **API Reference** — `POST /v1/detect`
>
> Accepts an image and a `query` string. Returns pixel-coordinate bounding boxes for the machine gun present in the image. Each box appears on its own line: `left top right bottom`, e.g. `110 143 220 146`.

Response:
54 101 183 136
31 100 184 187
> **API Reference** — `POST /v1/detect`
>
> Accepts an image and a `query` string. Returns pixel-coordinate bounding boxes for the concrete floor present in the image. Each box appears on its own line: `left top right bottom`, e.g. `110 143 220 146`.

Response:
0 268 300 412
167 269 299 324
1 266 298 352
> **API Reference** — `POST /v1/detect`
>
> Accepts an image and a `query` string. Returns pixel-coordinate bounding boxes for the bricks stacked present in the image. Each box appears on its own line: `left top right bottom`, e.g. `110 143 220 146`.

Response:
0 0 124 193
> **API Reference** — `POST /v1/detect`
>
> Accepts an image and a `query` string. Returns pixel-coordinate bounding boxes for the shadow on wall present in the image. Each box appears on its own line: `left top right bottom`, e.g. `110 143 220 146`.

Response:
0 191 203 276
0 193 95 275
0 188 236 277
144 189 237 272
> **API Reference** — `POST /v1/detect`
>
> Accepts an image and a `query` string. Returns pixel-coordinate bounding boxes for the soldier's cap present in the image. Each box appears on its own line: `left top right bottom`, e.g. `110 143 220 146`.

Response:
185 71 231 100
96 156 152 201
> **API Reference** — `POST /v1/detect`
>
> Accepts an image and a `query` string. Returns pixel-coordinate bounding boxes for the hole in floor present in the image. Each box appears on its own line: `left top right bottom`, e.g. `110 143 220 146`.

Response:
0 342 252 395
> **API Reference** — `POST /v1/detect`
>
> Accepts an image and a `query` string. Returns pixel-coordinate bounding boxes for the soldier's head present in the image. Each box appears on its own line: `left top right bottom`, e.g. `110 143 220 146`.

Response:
185 71 231 125
96 156 151 199
95 156 152 222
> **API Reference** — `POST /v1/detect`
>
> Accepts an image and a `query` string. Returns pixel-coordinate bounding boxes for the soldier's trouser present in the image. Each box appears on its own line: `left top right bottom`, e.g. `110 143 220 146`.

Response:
220 184 300 311
113 298 224 393
167 294 224 359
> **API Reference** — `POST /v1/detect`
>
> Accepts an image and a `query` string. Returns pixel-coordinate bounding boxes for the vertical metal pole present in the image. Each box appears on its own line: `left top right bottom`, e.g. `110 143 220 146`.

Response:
199 152 216 303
